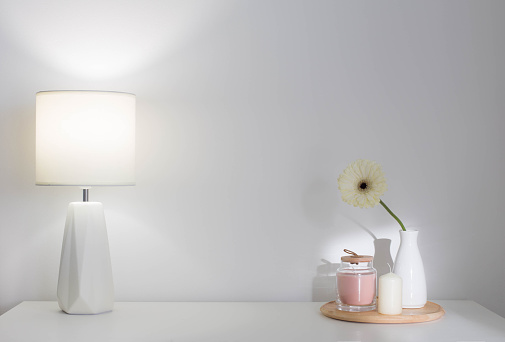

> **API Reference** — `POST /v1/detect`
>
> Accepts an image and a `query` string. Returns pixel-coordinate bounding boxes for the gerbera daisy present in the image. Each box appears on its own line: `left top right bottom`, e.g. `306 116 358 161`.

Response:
337 159 406 231
337 159 387 208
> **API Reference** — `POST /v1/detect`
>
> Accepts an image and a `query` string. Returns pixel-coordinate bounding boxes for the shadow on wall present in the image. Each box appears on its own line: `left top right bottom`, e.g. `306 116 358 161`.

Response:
373 238 394 278
344 215 395 279
312 239 394 302
312 259 339 302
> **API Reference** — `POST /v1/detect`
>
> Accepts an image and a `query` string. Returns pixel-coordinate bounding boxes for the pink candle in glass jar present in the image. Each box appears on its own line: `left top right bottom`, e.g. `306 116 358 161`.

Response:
336 250 377 312
337 271 376 305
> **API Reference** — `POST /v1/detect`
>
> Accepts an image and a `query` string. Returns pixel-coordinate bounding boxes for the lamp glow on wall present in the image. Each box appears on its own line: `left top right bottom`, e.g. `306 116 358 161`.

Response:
36 91 135 314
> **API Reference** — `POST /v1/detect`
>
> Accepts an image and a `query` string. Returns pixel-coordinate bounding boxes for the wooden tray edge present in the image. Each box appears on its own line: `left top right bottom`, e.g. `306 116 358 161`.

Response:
320 301 445 324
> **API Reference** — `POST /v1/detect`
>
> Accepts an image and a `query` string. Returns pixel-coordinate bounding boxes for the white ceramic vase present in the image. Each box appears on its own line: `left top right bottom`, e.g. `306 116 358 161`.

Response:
393 230 427 308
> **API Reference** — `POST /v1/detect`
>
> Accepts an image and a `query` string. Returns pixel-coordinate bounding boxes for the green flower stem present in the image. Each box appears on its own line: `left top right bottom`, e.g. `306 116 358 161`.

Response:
379 199 406 231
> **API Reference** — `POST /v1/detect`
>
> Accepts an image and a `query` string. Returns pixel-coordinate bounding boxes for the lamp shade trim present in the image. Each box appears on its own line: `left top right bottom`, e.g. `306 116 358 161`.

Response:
36 90 135 96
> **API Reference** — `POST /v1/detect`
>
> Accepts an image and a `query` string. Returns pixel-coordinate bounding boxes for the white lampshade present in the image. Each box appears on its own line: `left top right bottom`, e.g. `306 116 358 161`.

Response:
36 91 135 186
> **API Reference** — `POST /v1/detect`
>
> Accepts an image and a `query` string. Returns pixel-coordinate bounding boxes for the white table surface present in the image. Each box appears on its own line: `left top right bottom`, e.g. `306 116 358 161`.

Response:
0 301 504 342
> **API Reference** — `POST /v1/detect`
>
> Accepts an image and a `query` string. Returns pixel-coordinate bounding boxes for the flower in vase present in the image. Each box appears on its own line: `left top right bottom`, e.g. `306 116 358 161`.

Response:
337 159 406 231
337 159 387 208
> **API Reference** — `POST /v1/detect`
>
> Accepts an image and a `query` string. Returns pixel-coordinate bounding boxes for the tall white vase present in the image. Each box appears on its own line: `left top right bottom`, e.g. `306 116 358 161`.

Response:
57 202 114 314
393 230 427 308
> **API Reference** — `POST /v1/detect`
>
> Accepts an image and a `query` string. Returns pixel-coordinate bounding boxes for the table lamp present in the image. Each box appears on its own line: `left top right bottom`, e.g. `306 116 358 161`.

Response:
36 90 135 315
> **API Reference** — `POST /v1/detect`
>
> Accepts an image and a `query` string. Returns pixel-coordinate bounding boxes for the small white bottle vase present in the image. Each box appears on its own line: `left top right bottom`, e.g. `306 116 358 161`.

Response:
393 230 427 308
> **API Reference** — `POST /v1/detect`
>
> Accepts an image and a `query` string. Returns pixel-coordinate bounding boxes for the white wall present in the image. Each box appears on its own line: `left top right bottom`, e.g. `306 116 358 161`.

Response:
1 0 505 317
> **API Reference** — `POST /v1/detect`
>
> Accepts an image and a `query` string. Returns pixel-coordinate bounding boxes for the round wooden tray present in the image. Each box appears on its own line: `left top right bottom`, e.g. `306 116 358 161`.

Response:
320 301 445 324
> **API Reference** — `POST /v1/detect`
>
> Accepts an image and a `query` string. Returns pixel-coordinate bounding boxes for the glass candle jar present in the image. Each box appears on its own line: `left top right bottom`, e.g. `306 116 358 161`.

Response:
336 252 377 312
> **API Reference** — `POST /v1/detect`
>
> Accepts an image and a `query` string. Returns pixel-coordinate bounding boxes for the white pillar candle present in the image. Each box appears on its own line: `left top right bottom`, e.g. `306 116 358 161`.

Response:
378 272 402 315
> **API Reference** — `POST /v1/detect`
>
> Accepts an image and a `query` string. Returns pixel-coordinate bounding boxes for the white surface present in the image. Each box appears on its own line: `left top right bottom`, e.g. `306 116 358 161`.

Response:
1 0 505 318
36 91 135 186
57 202 114 314
393 230 427 308
378 272 402 315
0 301 504 342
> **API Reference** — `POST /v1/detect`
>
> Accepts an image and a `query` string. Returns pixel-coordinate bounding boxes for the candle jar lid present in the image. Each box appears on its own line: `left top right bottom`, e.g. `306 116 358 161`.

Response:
341 255 373 263
340 249 373 264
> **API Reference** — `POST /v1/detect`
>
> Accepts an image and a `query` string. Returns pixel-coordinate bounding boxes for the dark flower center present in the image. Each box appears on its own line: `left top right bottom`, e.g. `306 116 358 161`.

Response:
360 182 367 190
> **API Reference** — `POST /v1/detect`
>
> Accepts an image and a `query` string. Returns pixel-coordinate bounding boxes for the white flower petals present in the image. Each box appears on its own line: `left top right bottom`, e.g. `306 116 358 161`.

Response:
337 159 387 208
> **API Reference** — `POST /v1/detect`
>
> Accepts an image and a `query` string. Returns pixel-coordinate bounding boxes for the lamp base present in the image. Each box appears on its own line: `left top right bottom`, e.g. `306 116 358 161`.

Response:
57 202 114 314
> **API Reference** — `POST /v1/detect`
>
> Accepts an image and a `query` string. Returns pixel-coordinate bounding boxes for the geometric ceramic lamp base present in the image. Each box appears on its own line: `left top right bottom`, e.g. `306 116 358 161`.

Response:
57 202 114 314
